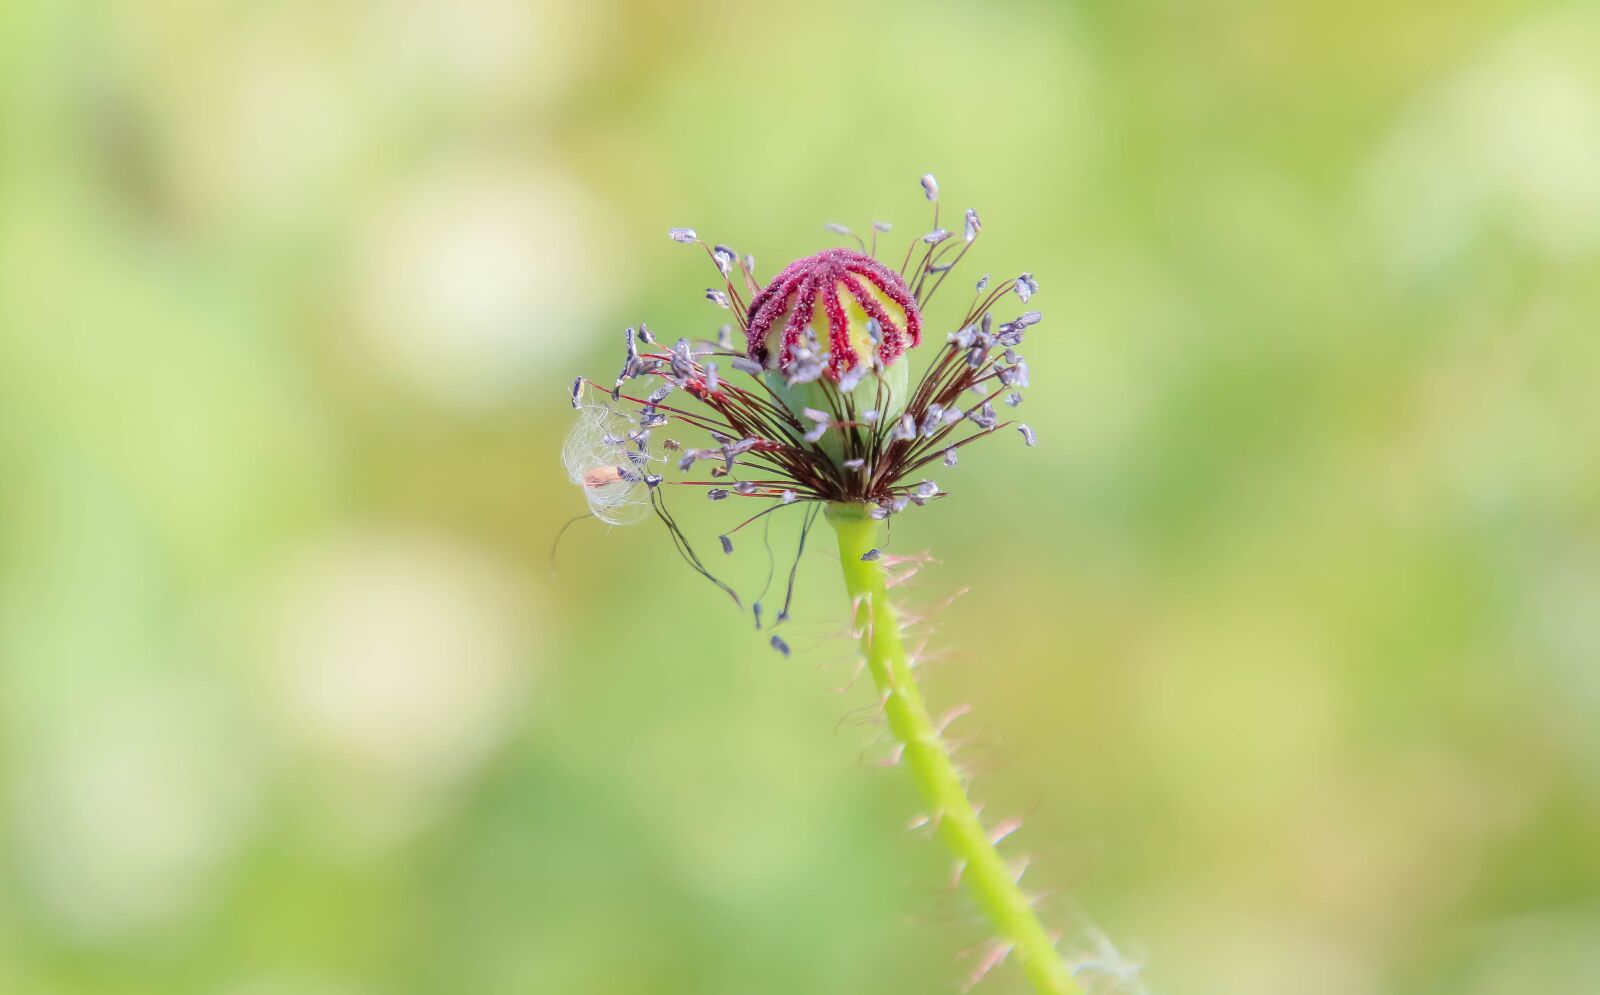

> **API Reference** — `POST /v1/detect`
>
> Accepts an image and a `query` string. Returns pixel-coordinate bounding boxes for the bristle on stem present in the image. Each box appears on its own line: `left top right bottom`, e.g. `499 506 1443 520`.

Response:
827 504 1084 995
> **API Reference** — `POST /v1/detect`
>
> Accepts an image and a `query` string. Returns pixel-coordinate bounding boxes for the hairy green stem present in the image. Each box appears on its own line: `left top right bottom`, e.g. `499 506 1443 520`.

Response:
826 504 1083 995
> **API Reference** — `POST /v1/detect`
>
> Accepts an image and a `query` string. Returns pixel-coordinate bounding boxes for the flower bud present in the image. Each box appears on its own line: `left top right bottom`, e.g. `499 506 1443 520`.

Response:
744 248 922 381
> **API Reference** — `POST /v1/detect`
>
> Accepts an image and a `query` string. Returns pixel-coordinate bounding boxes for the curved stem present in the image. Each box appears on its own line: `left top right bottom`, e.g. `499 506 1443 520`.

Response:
826 504 1083 995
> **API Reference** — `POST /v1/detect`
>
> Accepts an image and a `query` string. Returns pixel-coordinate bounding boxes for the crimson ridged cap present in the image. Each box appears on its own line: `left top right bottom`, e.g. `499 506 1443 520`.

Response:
745 248 922 380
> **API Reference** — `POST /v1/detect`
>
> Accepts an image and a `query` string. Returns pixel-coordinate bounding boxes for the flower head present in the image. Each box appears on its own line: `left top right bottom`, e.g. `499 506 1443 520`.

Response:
564 174 1043 609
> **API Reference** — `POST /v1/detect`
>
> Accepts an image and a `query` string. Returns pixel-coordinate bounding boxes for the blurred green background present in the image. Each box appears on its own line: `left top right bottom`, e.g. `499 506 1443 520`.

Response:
3 1 1599 993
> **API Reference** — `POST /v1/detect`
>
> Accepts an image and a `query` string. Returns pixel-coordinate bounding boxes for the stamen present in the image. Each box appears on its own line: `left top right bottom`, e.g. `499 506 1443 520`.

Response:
649 487 740 606
778 503 820 623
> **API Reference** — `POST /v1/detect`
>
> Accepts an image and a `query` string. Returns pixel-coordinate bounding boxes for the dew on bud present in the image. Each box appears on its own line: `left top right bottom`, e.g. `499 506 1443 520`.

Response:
668 227 697 243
